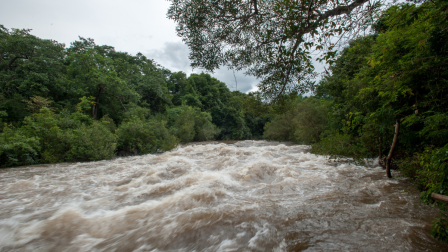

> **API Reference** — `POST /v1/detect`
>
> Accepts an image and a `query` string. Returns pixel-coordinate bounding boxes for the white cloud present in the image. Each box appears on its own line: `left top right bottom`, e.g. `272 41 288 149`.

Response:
146 42 192 72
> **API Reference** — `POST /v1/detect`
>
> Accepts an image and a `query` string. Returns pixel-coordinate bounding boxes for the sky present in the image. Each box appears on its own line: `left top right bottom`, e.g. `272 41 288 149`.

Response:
0 0 262 93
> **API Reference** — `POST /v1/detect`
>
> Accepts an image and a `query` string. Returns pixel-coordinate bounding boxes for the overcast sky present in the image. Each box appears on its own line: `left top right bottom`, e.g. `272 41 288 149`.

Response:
0 0 265 93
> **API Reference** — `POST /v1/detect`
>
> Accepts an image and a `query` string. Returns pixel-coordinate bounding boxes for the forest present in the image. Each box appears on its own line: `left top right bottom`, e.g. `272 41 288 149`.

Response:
0 27 274 166
1 0 447 243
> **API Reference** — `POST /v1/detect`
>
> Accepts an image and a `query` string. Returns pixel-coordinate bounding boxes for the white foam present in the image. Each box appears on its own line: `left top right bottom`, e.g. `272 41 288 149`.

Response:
0 141 444 251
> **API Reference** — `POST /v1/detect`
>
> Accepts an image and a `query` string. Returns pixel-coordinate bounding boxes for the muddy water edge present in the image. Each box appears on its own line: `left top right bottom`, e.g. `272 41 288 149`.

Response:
0 141 447 251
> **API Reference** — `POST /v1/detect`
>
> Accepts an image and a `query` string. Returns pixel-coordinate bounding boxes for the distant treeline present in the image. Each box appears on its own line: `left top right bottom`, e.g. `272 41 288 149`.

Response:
0 25 276 167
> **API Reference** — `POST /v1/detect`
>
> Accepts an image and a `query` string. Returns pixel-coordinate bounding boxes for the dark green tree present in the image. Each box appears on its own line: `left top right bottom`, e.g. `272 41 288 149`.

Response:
312 0 448 241
0 25 65 122
167 0 380 100
64 38 139 120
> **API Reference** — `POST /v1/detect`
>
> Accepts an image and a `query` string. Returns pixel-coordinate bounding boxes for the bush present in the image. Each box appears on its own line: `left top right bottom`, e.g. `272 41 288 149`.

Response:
167 105 220 142
193 110 220 141
149 119 179 151
23 107 67 163
395 155 421 181
56 109 82 130
0 125 41 167
172 107 196 142
116 116 178 155
418 145 448 196
225 111 252 140
264 97 328 144
63 122 117 161
0 107 71 166
311 131 367 161
263 110 295 141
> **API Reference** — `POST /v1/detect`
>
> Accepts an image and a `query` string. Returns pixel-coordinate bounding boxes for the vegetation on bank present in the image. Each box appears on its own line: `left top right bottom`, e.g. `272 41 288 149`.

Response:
264 0 448 242
0 25 272 167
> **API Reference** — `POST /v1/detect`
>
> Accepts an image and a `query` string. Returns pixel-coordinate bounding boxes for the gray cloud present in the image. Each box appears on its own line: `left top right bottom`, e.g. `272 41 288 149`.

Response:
146 42 192 72
211 68 259 93
147 42 259 93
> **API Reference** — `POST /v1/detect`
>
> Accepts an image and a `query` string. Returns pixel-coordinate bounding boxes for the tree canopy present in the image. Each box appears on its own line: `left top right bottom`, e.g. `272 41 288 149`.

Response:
167 0 380 100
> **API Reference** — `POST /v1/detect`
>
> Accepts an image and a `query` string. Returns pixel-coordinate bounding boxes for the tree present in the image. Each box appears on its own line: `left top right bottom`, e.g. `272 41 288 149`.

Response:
109 51 173 114
0 25 65 121
64 38 139 120
167 0 380 100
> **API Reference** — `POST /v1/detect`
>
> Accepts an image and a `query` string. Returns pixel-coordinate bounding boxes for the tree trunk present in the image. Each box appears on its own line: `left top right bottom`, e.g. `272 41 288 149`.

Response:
92 87 101 120
386 119 400 178
378 135 382 166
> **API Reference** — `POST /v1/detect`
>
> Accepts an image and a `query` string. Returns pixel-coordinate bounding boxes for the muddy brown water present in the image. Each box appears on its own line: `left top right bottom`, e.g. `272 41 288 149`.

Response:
0 141 447 251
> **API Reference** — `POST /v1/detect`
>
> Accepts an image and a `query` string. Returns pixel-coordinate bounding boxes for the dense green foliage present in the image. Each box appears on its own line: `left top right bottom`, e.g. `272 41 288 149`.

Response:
166 104 220 142
116 116 177 155
264 96 328 144
314 1 448 172
308 0 448 242
0 25 271 168
260 0 448 242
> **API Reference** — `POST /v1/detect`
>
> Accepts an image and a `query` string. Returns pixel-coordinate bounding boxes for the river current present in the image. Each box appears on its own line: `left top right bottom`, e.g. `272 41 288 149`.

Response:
0 141 447 251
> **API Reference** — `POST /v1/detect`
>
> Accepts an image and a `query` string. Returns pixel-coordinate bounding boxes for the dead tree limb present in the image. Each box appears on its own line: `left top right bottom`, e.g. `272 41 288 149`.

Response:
386 119 400 178
431 193 448 204
378 135 382 163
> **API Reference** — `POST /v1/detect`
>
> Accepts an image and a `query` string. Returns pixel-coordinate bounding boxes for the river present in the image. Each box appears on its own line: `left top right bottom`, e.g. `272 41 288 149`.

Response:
0 141 447 251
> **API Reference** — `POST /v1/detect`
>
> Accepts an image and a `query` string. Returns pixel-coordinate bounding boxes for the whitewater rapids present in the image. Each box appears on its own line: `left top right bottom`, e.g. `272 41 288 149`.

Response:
0 141 447 251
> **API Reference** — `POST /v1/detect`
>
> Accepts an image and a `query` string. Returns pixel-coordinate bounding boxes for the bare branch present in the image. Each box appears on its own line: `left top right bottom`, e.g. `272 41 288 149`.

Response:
253 0 259 14
7 56 26 68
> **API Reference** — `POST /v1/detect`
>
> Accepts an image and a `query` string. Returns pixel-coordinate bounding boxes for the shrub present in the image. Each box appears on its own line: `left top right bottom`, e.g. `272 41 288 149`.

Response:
149 119 179 151
263 110 295 141
414 144 448 243
395 155 421 181
63 122 117 161
116 117 157 154
0 125 41 167
172 107 196 142
193 111 220 141
56 109 82 130
23 107 66 163
264 97 328 144
419 144 448 200
311 131 367 161
116 116 178 155
167 105 220 142
100 114 117 133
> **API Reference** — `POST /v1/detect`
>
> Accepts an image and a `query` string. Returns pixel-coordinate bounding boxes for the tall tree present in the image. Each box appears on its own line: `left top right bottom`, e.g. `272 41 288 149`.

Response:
167 0 380 100
0 25 65 121
64 38 139 120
